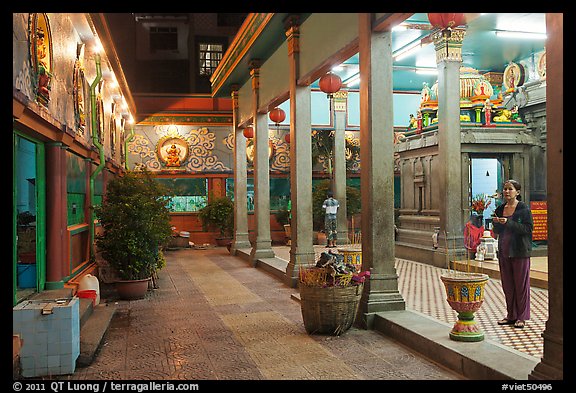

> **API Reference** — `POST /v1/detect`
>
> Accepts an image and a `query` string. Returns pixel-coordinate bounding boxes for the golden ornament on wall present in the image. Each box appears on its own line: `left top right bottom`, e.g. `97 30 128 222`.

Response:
157 134 190 168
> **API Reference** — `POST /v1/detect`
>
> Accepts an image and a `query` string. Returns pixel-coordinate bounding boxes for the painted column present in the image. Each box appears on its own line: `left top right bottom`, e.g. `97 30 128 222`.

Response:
230 85 251 254
530 12 563 381
333 91 349 246
249 61 275 263
284 16 315 287
357 13 405 327
433 27 466 261
45 143 66 289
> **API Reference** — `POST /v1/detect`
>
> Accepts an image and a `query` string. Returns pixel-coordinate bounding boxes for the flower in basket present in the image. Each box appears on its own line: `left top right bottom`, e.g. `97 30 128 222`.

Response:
471 193 492 215
299 250 369 287
298 250 368 336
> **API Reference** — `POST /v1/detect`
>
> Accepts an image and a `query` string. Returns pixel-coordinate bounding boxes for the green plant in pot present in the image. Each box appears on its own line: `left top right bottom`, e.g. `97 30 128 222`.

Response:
198 195 234 246
94 170 173 300
274 207 291 245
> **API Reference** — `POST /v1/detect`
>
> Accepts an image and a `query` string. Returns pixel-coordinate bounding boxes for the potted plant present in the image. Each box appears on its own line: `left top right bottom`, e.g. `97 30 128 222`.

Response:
94 170 173 300
198 195 234 247
274 208 291 245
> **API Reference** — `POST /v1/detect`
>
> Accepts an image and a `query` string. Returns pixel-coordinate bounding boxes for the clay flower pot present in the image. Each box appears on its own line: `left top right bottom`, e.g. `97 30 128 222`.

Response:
115 278 150 300
440 272 489 342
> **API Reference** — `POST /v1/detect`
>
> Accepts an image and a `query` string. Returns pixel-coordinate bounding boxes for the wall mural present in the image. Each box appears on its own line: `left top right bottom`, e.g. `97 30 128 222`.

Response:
128 125 361 174
28 13 53 106
129 125 230 172
73 43 87 135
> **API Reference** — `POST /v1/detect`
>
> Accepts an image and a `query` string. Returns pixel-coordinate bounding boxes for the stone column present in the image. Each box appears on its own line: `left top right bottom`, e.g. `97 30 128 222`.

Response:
333 91 349 246
230 86 251 254
284 16 315 287
249 61 275 263
433 27 466 261
357 13 405 327
530 12 563 381
45 143 66 289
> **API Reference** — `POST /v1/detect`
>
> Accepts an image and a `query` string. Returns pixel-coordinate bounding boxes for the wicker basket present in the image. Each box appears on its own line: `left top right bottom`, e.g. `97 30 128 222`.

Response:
299 283 364 335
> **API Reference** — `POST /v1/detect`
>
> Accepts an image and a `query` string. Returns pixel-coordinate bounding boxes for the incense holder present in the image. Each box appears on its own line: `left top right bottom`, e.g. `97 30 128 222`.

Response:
440 272 489 342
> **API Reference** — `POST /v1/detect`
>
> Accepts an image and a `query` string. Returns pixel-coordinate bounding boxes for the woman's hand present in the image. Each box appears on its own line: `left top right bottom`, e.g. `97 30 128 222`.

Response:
492 217 507 224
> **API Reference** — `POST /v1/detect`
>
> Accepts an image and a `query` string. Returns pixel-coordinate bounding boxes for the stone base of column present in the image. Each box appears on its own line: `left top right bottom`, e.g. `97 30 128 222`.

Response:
285 250 316 288
357 272 406 329
529 331 564 380
230 232 251 255
530 361 563 380
250 240 275 266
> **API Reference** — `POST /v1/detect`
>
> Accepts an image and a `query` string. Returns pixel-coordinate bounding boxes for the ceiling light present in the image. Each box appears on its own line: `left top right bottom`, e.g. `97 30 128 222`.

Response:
392 24 408 31
495 31 547 40
344 74 360 87
393 41 430 61
415 68 438 75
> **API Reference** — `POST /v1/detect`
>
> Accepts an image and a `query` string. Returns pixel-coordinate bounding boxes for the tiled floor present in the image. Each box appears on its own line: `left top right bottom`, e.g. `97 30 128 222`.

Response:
274 245 547 359
67 248 466 381
394 258 547 359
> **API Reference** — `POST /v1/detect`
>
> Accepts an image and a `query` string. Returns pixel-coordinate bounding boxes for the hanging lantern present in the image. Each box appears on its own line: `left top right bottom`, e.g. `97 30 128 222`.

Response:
269 107 286 126
284 133 290 143
427 13 466 38
319 72 342 98
243 126 254 139
428 13 466 30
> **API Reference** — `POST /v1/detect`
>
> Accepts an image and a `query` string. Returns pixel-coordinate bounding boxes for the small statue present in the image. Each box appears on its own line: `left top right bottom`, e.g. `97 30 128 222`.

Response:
510 105 522 122
483 99 493 126
408 114 417 129
416 110 423 133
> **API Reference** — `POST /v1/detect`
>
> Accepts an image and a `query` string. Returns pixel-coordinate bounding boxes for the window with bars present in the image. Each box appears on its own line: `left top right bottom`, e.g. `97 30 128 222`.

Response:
198 42 223 76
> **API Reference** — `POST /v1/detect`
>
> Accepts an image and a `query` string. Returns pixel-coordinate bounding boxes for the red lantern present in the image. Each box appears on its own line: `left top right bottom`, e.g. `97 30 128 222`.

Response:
284 133 290 143
269 107 286 125
319 72 342 98
243 126 254 139
428 13 466 37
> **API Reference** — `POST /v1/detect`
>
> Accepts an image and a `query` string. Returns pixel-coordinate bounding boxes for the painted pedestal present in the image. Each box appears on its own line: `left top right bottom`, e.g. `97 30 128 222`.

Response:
440 272 489 342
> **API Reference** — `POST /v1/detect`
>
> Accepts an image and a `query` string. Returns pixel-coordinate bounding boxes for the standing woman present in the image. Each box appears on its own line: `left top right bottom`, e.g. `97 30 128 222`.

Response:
492 180 534 329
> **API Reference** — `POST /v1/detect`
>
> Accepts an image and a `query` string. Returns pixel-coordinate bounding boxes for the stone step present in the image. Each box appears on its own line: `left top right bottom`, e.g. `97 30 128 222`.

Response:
77 302 117 368
373 309 539 380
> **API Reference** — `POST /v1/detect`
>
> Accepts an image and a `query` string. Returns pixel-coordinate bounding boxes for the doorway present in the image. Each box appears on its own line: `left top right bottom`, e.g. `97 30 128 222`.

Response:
469 157 503 223
13 132 46 305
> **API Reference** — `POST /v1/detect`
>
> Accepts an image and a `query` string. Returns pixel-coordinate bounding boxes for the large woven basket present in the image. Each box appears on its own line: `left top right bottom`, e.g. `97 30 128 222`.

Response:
299 283 364 335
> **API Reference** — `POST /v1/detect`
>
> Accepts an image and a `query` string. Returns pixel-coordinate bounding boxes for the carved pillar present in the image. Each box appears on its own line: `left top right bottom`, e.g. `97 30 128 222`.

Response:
530 12 563 381
333 90 349 245
357 13 405 327
433 27 466 258
230 85 251 254
284 15 315 287
249 60 275 263
45 143 66 289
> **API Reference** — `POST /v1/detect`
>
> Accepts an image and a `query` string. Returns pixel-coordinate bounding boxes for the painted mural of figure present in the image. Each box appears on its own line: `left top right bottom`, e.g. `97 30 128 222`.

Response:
166 144 181 167
36 29 51 100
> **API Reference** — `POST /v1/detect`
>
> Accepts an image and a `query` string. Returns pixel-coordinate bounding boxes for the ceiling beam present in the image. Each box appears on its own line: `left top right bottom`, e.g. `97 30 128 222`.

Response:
373 13 414 32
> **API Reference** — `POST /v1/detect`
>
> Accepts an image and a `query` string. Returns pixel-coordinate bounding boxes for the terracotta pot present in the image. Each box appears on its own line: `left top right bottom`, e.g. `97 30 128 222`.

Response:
215 237 232 247
115 278 150 300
